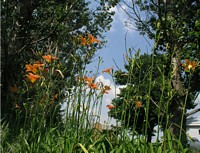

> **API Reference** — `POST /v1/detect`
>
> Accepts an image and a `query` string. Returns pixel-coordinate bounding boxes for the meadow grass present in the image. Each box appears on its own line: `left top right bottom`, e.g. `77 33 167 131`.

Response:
1 50 195 153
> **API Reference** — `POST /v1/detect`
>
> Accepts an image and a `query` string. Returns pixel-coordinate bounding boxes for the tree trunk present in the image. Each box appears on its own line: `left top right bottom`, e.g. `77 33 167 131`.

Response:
168 53 187 144
2 1 34 118
168 104 187 144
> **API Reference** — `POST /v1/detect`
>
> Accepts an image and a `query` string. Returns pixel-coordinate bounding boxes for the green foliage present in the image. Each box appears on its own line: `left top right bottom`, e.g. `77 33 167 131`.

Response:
1 0 117 131
2 122 191 152
0 52 193 152
109 0 200 145
109 51 170 141
1 0 199 152
134 0 200 87
0 57 114 152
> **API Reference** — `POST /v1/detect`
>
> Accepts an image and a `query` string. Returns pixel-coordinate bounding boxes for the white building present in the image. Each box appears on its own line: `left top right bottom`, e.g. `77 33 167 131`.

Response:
186 117 200 150
186 117 200 141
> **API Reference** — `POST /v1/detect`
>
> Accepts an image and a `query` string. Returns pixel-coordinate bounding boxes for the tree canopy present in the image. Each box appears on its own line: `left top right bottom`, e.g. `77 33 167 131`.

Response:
108 0 200 143
1 0 118 127
110 52 168 142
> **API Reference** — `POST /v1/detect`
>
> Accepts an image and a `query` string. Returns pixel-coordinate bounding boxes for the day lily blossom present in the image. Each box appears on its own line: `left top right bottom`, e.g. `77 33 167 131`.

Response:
106 105 115 109
102 89 109 94
102 85 111 94
77 76 94 84
79 35 89 46
102 67 114 74
42 55 58 63
88 83 98 89
87 34 101 44
26 73 41 83
25 64 38 74
33 63 44 70
104 85 111 91
84 77 94 83
136 101 142 107
182 59 199 72
25 63 44 74
79 34 101 46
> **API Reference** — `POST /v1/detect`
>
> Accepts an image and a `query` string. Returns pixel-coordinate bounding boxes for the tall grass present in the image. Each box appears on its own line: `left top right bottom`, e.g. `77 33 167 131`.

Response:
113 49 192 153
1 45 196 152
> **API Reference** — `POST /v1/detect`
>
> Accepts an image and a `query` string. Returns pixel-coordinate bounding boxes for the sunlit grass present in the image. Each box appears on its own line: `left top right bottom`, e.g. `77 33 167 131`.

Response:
1 47 196 153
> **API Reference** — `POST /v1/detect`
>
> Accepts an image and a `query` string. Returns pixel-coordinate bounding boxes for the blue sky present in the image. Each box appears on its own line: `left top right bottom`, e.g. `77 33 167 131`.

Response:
86 3 200 125
86 4 149 124
88 4 153 72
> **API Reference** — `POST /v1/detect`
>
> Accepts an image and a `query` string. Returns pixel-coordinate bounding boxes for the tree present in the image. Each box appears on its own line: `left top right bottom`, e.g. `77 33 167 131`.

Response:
109 0 200 144
1 0 118 128
109 52 170 142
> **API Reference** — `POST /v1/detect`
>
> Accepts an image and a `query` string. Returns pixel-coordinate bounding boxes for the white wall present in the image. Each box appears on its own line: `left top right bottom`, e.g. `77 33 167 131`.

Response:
187 126 200 141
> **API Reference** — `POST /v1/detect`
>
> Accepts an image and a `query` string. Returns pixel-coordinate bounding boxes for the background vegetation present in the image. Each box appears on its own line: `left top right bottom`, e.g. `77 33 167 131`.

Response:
1 0 200 152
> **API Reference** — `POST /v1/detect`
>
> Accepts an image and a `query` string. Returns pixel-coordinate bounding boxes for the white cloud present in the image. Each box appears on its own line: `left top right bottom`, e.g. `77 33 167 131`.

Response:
96 75 112 85
109 4 136 33
95 75 121 104
95 75 126 124
61 75 126 126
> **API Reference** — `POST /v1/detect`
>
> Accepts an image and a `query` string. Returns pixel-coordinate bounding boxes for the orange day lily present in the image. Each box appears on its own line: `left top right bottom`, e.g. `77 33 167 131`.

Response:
102 89 109 94
33 63 44 70
26 73 41 83
88 83 98 89
104 85 111 91
79 35 89 46
79 34 101 46
84 77 94 83
87 34 101 44
42 55 58 63
102 85 111 94
182 59 198 72
102 66 114 74
106 104 115 109
27 63 44 72
77 76 94 84
136 101 142 107
25 63 44 74
25 64 38 74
